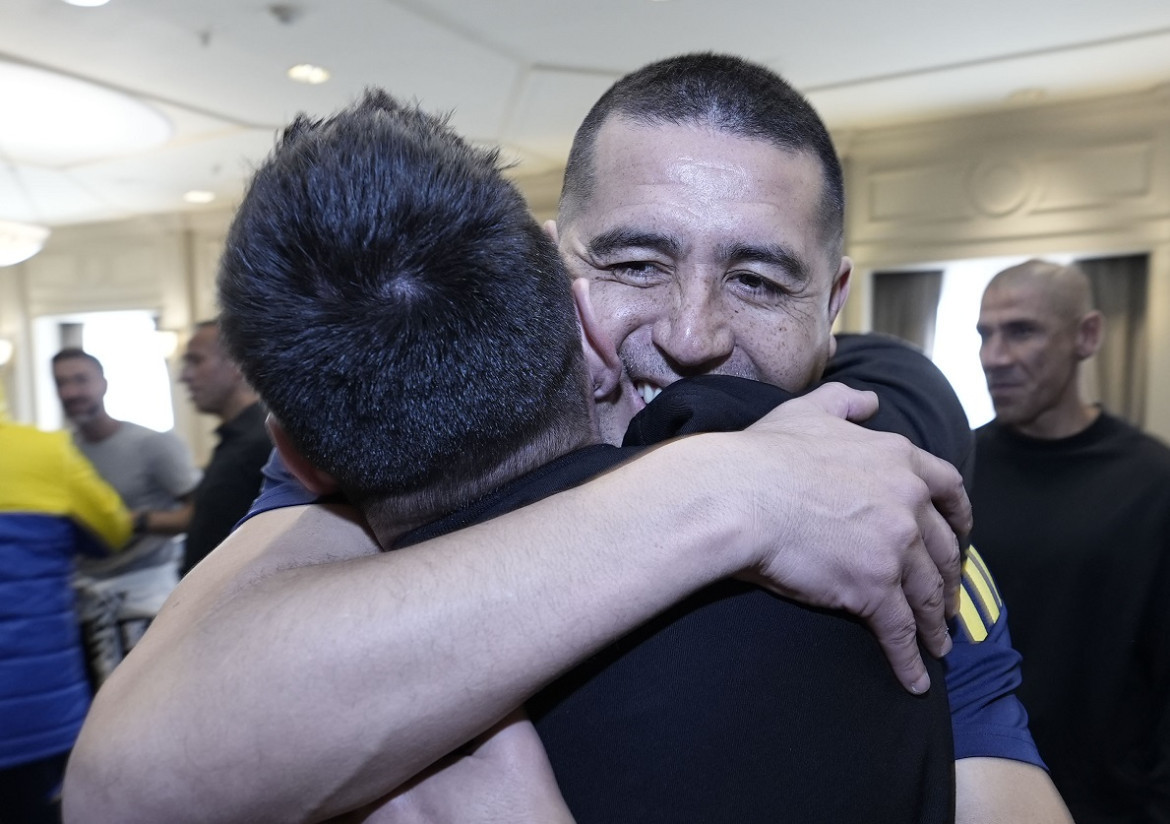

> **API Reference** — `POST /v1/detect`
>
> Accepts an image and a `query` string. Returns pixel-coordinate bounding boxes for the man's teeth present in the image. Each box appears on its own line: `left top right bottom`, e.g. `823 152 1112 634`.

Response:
636 383 662 405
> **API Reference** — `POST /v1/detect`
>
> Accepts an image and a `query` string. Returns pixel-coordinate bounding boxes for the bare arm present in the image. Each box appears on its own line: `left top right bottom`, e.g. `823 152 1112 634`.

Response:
955 758 1073 824
136 494 194 535
339 711 574 824
64 384 968 824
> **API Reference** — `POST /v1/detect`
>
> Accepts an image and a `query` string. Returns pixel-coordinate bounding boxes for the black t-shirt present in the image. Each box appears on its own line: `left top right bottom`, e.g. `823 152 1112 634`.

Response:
972 414 1170 822
183 402 272 576
398 366 957 824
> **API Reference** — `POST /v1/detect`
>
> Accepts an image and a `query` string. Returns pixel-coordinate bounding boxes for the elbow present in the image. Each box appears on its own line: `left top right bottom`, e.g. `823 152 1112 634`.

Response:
62 695 173 824
62 737 127 824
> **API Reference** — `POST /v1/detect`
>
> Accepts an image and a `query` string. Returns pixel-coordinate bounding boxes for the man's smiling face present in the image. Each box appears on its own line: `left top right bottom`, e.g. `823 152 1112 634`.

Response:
555 118 852 444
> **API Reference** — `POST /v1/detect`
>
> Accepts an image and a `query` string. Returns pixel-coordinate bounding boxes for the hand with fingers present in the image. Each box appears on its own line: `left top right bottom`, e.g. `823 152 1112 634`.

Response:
724 382 970 694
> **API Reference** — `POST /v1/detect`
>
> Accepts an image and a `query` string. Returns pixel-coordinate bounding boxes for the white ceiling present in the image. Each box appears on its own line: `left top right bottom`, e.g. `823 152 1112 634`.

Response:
4 0 1170 228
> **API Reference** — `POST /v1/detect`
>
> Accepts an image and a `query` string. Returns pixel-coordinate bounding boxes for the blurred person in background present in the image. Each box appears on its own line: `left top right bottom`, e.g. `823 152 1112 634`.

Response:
972 258 1170 823
0 383 131 824
177 320 270 577
50 348 200 684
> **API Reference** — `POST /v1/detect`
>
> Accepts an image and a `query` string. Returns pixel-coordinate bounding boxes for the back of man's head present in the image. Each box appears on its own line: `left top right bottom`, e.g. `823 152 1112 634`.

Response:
559 52 844 252
218 89 592 523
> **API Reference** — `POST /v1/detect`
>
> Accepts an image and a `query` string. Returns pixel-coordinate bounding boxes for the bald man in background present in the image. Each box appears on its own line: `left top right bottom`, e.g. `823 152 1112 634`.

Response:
972 259 1170 823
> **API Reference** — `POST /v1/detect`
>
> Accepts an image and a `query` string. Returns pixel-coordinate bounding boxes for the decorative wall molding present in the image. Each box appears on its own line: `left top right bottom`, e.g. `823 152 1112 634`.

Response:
846 87 1170 254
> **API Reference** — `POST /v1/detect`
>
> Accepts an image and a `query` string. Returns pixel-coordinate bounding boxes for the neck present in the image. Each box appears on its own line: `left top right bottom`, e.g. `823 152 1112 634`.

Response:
218 390 259 425
1009 401 1100 440
77 412 120 442
364 424 601 549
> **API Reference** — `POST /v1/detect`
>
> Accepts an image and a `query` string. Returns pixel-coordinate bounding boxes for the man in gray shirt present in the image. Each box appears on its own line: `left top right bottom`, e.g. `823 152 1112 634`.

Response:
52 348 201 682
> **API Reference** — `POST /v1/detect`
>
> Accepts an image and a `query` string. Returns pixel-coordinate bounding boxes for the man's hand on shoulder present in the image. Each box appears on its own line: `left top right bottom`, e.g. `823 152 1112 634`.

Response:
714 382 969 694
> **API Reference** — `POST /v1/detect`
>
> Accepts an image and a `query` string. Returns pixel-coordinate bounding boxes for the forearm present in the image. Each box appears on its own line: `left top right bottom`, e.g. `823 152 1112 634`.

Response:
139 498 193 535
955 758 1073 824
65 437 749 824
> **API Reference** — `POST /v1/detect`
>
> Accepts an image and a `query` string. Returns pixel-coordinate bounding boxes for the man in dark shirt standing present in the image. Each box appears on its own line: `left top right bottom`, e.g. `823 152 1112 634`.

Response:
972 259 1170 823
178 320 271 576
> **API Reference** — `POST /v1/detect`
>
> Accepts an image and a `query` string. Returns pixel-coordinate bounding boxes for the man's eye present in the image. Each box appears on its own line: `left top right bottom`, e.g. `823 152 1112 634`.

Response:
731 271 786 298
609 261 663 283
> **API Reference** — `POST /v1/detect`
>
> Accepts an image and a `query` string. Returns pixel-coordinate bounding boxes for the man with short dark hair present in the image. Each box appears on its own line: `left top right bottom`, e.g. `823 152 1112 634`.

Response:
51 348 200 681
178 320 270 576
973 259 1170 823
551 54 1067 820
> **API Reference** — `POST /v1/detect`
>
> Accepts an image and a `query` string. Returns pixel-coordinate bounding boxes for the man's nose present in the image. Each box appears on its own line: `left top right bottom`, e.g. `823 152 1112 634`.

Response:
980 333 1009 371
651 276 735 373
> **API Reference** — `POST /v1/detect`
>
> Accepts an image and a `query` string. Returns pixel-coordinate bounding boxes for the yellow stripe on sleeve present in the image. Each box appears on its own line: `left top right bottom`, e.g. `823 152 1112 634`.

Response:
957 587 989 642
953 547 1007 643
965 547 1003 605
962 552 1002 626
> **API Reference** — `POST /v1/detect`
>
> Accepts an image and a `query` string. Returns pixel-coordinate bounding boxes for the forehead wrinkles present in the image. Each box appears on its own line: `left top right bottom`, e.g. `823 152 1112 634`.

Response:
660 152 757 207
984 285 1068 332
597 126 829 259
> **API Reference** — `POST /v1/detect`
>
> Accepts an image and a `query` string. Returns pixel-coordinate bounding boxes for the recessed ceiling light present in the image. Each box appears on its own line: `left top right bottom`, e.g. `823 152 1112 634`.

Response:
62 0 111 6
183 190 216 204
287 64 330 85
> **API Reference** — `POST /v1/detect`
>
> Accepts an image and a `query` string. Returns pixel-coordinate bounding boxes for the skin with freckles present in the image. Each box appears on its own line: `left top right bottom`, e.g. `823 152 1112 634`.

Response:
551 119 851 445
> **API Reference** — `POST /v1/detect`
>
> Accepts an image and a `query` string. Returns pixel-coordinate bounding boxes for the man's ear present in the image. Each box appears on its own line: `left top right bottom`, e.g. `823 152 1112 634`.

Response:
1075 309 1105 361
829 256 853 325
543 219 559 245
825 257 853 361
570 278 621 400
265 415 339 496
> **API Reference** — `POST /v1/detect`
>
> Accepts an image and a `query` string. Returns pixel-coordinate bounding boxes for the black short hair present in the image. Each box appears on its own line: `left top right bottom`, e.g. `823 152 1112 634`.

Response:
52 348 104 375
560 53 844 255
218 90 591 517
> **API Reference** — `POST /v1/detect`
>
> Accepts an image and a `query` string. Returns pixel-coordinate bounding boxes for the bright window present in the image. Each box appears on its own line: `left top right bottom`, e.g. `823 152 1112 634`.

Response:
35 310 175 432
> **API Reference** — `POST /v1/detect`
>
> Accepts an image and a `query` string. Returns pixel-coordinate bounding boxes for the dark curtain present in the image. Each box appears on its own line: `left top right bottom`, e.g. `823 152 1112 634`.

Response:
1077 254 1149 426
871 269 945 355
